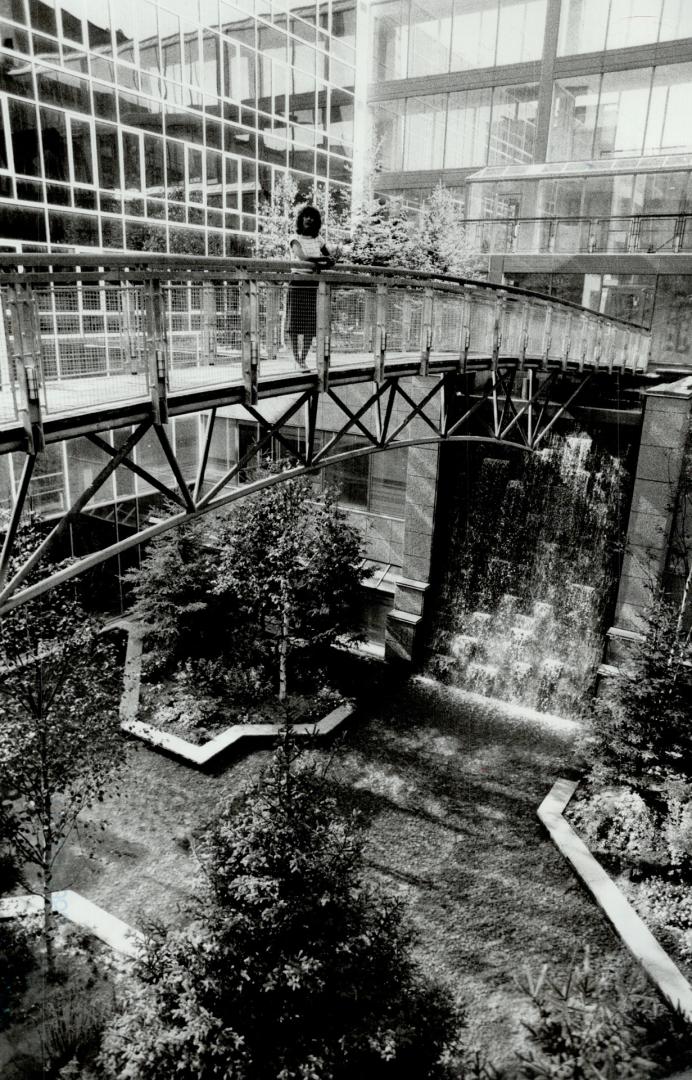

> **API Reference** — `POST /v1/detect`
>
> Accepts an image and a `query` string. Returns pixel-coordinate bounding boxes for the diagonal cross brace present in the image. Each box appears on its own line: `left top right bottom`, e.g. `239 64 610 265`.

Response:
313 381 392 464
0 421 152 603
87 432 187 508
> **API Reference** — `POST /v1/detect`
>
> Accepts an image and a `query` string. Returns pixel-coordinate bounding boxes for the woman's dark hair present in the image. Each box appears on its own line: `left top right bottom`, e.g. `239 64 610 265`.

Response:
296 205 322 236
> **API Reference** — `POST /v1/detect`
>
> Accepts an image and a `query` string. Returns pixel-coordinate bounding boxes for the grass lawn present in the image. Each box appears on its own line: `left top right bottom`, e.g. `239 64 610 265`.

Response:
52 660 632 1065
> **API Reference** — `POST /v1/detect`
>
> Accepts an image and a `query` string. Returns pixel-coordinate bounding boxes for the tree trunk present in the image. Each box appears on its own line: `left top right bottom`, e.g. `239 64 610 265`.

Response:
42 854 55 978
279 593 290 702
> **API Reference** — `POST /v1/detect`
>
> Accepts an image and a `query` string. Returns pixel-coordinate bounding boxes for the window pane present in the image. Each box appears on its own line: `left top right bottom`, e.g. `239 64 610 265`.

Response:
496 0 547 65
557 0 609 54
606 0 662 50
371 447 406 518
660 0 692 41
645 62 692 155
547 74 600 161
450 0 498 70
40 106 68 180
324 434 369 509
371 0 409 81
123 130 141 190
595 68 651 158
403 95 446 170
489 83 538 165
9 98 40 176
445 87 491 167
373 99 405 171
407 0 452 78
96 122 120 189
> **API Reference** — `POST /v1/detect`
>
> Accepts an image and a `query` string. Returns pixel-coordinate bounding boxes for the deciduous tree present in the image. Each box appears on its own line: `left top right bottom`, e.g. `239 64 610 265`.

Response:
0 533 124 974
213 476 367 699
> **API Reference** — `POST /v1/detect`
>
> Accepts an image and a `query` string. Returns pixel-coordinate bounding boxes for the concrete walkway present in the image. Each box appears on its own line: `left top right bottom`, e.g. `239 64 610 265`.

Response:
0 888 143 958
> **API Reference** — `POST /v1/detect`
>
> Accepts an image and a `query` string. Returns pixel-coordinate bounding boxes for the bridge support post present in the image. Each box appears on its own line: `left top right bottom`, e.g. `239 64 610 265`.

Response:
385 376 441 664
608 376 692 660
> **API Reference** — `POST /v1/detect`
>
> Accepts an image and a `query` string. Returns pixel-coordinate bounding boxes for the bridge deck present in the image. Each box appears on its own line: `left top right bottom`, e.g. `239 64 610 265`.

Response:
0 347 648 453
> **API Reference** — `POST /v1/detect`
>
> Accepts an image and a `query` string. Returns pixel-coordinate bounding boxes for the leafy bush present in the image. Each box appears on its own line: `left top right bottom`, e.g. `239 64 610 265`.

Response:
635 880 692 964
177 655 272 707
568 786 666 867
150 691 220 739
42 989 115 1079
0 918 34 1031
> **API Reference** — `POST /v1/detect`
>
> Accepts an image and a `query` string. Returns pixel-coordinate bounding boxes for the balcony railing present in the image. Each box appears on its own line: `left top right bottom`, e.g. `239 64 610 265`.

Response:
465 213 692 256
0 255 651 446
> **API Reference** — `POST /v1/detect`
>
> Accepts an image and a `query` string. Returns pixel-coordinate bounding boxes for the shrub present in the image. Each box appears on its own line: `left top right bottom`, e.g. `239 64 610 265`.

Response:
568 786 666 867
98 734 464 1079
0 918 34 1031
635 880 692 965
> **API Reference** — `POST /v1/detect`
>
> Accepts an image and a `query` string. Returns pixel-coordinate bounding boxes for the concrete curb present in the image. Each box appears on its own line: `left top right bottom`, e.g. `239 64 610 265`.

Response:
538 778 692 1024
0 889 143 959
119 623 354 765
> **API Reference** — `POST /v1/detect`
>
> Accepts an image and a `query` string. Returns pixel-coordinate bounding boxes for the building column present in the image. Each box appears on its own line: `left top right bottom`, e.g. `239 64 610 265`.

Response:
385 376 440 662
608 376 692 658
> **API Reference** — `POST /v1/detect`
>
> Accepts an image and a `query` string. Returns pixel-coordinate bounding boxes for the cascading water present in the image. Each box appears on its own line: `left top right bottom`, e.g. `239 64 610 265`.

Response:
429 433 628 718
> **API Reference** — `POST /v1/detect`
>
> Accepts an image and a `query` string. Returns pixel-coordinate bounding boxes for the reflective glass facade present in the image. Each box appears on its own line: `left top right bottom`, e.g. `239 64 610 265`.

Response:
557 0 692 56
0 0 356 253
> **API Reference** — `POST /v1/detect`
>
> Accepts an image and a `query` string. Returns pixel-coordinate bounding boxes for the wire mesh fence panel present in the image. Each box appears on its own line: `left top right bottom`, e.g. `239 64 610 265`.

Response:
258 282 292 375
499 296 524 358
386 288 422 357
283 277 321 369
430 291 464 358
466 292 495 356
547 309 569 362
330 285 375 365
29 283 149 415
166 278 242 391
526 302 549 359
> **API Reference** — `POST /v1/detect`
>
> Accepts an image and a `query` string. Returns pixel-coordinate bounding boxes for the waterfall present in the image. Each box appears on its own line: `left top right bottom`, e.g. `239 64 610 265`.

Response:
429 433 627 718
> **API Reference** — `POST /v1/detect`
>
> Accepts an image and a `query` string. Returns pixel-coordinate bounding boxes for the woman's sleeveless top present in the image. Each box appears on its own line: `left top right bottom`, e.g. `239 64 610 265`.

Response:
289 234 324 273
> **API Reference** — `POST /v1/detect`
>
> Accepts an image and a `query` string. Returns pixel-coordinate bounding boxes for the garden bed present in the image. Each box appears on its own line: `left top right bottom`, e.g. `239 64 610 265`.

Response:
565 777 692 991
121 623 355 765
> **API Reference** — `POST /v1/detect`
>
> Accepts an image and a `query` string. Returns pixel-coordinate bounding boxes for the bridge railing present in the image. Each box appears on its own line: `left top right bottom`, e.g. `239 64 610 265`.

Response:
0 255 651 440
464 212 692 256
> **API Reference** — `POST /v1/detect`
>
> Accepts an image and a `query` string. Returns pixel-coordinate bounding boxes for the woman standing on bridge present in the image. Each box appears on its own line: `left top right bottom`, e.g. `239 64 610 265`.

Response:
287 206 340 367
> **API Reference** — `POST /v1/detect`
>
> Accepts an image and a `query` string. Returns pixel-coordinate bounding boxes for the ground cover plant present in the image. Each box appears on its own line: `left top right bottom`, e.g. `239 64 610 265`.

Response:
0 917 124 1080
128 475 367 743
96 731 464 1080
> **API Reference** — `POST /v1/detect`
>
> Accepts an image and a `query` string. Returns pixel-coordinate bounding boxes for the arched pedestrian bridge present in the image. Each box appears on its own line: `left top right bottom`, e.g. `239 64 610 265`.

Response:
0 254 651 615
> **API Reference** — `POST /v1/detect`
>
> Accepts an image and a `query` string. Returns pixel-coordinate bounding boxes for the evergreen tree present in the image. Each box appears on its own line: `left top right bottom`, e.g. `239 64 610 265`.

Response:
417 185 487 280
583 596 692 782
123 515 218 676
98 736 464 1079
344 196 418 268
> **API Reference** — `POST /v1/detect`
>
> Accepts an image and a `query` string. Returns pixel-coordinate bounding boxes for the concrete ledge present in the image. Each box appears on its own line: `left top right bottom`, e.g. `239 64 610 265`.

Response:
538 779 692 1024
0 889 143 959
120 627 354 764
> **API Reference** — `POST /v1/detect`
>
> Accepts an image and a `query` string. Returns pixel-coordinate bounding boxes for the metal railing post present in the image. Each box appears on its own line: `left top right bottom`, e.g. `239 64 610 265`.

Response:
374 283 387 382
316 278 331 391
420 286 433 376
119 282 141 375
562 314 572 371
144 277 168 424
519 300 529 370
241 275 259 404
492 289 505 371
6 283 44 452
541 304 552 371
201 280 217 365
460 285 473 368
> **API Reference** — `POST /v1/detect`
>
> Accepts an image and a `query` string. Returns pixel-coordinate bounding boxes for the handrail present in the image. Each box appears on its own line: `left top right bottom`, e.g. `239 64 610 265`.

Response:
0 253 646 332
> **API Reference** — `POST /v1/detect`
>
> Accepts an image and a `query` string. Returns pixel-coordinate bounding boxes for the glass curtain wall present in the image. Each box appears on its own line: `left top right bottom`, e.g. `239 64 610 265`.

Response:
371 0 546 81
558 0 692 54
374 82 538 171
0 0 356 253
548 65 692 161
